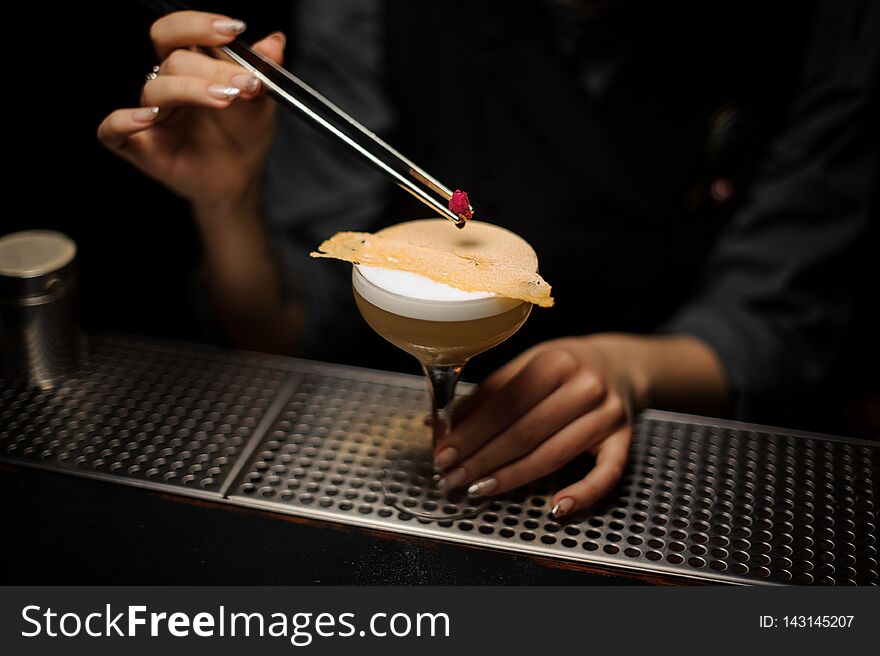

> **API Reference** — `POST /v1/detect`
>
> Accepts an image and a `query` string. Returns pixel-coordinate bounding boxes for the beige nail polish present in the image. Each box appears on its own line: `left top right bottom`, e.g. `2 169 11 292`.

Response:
132 107 159 122
213 19 247 35
208 85 241 100
438 467 466 491
434 446 458 471
467 477 498 498
231 75 260 93
550 497 574 519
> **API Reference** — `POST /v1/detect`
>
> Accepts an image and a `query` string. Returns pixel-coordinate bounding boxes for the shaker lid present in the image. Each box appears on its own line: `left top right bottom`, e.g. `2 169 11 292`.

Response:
0 231 77 279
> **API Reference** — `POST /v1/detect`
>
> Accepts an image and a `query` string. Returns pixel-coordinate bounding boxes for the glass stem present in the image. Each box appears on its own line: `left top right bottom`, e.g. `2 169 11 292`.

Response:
423 364 463 447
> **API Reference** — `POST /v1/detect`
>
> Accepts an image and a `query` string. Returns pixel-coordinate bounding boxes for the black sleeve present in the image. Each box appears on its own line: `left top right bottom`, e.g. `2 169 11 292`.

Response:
659 0 879 421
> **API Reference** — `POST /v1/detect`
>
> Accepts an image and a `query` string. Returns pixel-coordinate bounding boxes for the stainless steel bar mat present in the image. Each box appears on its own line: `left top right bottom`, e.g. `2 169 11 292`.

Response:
2 335 877 585
0 335 295 498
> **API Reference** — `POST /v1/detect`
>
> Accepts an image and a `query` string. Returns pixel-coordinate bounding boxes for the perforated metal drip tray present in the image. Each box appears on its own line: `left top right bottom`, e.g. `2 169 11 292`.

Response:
2 335 877 585
0 335 295 498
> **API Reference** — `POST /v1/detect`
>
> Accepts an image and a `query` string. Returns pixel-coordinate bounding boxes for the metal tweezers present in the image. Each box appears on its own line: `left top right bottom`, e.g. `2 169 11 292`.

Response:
142 0 470 226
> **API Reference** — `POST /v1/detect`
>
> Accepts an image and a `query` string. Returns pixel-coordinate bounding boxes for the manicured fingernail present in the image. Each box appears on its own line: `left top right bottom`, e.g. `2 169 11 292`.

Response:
467 477 498 498
132 107 159 122
213 19 247 35
434 447 458 471
550 497 574 519
232 75 259 93
208 85 241 100
269 31 287 47
438 467 466 491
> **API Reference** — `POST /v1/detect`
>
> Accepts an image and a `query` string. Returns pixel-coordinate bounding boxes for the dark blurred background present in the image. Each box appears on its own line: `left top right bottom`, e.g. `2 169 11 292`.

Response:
5 1 879 435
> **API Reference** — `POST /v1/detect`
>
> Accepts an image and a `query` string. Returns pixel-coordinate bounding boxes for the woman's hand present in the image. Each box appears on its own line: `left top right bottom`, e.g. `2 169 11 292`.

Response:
97 11 285 210
433 334 729 518
97 11 304 354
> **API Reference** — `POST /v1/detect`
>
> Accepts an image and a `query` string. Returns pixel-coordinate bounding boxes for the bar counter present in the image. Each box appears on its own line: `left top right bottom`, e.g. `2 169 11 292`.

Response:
2 334 877 585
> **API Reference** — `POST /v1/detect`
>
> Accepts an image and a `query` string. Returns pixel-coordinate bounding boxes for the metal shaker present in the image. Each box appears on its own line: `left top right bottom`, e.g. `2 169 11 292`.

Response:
0 230 85 388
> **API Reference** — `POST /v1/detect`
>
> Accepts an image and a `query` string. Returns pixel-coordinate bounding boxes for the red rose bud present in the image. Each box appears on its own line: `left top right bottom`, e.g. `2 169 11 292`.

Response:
449 190 473 221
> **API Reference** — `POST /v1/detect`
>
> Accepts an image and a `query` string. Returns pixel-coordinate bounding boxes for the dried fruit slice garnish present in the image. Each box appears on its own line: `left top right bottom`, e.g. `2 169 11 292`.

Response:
311 220 554 307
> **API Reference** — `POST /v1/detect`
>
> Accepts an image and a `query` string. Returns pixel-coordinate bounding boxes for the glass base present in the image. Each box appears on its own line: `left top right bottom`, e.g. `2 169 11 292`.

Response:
380 445 490 521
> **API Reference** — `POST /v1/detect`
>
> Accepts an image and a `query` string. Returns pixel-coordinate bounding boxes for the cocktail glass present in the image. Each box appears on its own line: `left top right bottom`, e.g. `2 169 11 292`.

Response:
352 262 532 520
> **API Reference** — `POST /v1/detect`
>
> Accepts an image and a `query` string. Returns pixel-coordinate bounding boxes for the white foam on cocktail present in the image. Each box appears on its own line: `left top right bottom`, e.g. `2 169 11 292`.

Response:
354 265 522 321
357 265 495 301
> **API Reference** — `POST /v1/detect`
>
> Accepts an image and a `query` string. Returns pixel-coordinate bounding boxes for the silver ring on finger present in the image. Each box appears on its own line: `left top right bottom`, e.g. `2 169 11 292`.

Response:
145 65 160 82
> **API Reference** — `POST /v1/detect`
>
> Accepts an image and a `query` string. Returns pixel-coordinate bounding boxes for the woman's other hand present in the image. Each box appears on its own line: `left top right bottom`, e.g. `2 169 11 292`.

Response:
433 334 729 518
